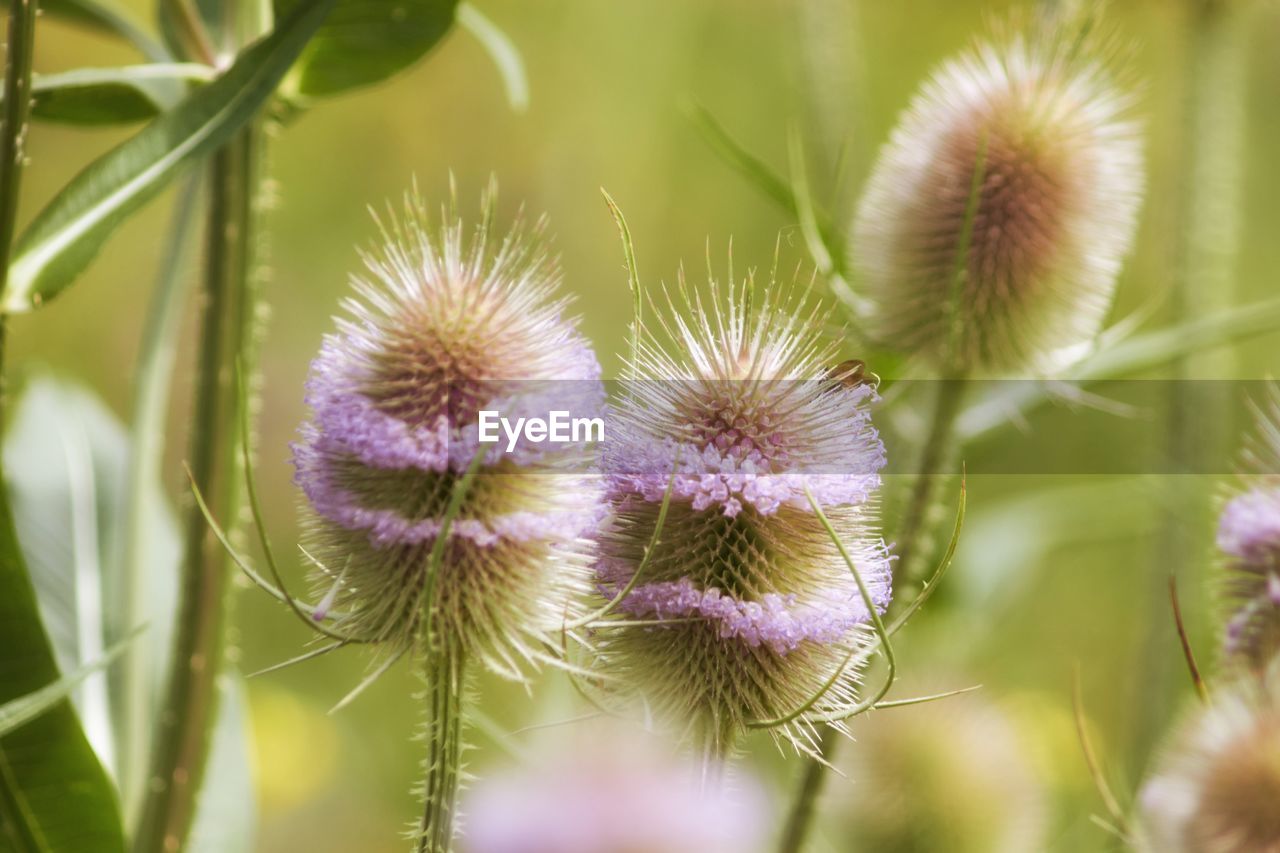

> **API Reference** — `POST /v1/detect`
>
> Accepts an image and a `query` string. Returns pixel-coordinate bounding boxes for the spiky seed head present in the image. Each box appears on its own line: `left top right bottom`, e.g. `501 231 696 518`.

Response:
851 19 1143 373
292 183 603 675
1217 389 1280 671
594 270 891 755
1138 680 1280 853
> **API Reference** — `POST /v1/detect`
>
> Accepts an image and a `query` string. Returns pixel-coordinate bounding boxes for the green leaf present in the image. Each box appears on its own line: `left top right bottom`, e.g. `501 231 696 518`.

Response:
956 297 1280 442
26 65 213 126
5 377 180 792
1 0 336 313
0 633 138 738
0 391 125 852
686 99 793 212
8 0 171 61
3 376 256 844
279 0 457 97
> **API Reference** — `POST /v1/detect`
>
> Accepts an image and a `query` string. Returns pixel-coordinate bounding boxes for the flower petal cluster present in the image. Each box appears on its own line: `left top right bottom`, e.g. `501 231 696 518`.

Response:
292 187 603 673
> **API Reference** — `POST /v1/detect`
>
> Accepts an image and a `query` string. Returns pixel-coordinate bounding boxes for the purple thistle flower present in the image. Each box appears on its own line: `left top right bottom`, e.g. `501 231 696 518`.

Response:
592 272 891 754
1137 680 1280 853
851 18 1143 373
291 183 603 674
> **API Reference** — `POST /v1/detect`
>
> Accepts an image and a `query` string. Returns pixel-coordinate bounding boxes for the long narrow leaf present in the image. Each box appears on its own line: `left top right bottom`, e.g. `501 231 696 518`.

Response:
2 0 336 312
0 489 127 851
957 298 1280 442
0 632 138 738
24 64 213 125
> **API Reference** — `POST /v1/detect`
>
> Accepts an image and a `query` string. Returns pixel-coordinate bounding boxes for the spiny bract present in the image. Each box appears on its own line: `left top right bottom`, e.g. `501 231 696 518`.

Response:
593 269 891 755
292 184 603 677
851 18 1143 373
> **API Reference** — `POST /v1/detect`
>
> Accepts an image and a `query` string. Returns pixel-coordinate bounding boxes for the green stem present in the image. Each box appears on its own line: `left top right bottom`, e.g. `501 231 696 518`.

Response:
0 0 37 291
776 377 966 852
132 124 263 852
117 176 203 823
417 639 467 853
891 377 967 600
1128 0 1247 776
776 725 837 853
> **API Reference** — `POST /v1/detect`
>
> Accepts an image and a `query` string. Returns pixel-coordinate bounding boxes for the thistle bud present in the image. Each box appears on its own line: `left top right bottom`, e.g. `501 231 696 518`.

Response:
594 274 891 754
291 184 603 672
852 22 1143 373
1138 680 1280 853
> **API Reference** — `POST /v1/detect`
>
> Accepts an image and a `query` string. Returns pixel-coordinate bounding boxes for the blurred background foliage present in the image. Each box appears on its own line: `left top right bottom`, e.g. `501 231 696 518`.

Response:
10 0 1280 850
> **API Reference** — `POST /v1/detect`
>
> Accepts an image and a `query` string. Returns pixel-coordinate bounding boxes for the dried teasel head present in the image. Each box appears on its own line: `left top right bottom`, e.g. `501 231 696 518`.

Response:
851 14 1143 374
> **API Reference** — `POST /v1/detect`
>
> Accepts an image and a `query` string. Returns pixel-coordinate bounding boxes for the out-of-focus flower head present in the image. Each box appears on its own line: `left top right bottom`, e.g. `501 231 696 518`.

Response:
1217 388 1280 671
461 722 769 853
851 12 1143 374
835 684 1047 852
1138 677 1280 853
594 267 891 755
291 180 603 675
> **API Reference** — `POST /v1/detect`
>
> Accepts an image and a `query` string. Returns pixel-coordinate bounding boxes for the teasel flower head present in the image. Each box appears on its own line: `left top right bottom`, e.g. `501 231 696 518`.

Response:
461 722 770 853
1137 677 1280 853
291 181 604 676
593 267 891 755
851 15 1143 374
1217 389 1280 672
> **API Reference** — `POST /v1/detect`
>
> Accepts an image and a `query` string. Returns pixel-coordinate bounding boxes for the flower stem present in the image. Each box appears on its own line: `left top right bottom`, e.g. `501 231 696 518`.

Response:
132 125 264 852
1127 0 1247 775
417 638 468 853
0 0 37 296
776 375 966 852
118 175 203 822
776 725 837 853
892 377 967 599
